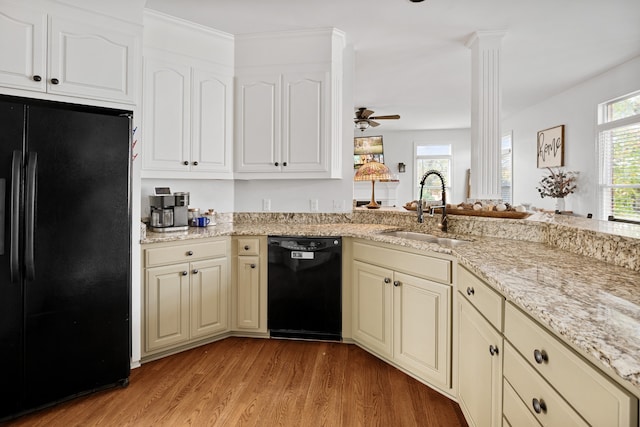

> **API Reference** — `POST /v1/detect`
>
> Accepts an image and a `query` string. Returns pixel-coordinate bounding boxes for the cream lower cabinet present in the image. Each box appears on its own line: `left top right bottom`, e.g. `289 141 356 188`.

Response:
352 260 393 358
351 240 453 392
143 238 230 359
504 302 638 427
458 265 639 427
232 237 268 334
458 296 503 427
457 265 505 427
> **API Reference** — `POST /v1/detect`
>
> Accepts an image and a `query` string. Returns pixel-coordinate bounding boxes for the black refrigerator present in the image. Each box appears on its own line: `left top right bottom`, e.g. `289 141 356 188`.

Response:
0 95 132 421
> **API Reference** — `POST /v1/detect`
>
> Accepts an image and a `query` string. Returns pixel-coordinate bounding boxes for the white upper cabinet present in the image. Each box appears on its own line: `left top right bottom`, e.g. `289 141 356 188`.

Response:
142 56 191 173
234 74 281 173
48 16 137 103
0 3 46 92
234 29 345 179
0 1 139 104
141 11 234 179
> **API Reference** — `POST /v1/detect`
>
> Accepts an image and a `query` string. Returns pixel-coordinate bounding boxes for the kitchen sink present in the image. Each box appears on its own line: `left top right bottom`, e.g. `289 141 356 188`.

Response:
381 230 469 246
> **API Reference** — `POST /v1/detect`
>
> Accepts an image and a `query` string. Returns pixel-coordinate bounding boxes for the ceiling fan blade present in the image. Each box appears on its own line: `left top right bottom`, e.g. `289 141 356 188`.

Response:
369 114 400 120
356 108 374 119
369 120 381 127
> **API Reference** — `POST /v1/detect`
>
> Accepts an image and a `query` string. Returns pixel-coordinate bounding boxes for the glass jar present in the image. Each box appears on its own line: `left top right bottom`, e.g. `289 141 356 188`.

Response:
188 208 200 226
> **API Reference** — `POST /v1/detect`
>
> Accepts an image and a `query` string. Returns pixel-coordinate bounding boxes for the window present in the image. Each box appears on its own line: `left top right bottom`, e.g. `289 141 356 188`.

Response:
597 91 640 222
501 132 513 204
415 144 451 202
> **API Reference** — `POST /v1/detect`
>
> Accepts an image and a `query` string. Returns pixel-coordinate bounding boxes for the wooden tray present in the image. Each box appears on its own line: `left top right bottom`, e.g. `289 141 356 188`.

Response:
443 209 530 219
403 204 529 219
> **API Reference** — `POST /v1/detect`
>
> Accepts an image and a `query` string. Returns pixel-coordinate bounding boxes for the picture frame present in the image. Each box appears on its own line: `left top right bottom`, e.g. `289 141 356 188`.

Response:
354 135 384 169
537 125 564 168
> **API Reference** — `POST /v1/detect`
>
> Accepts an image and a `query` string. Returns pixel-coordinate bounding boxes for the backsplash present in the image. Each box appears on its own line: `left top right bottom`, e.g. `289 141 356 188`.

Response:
227 208 640 272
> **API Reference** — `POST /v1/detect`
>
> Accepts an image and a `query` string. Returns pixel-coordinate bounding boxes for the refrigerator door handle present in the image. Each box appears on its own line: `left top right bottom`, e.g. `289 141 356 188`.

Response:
25 152 37 281
0 178 5 255
10 151 22 282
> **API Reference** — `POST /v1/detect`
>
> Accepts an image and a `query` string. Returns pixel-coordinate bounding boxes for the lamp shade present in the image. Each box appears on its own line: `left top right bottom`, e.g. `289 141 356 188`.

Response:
354 161 391 209
354 160 391 182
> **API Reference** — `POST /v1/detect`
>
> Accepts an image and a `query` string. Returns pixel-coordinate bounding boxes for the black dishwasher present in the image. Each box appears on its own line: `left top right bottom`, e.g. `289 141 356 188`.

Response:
267 236 342 341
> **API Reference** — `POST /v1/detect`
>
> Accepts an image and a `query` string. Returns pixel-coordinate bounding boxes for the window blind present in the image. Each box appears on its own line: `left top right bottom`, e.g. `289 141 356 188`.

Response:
599 122 640 221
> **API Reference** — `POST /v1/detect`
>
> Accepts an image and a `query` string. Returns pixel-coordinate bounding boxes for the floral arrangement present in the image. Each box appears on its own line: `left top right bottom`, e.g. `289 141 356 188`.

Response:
536 167 578 198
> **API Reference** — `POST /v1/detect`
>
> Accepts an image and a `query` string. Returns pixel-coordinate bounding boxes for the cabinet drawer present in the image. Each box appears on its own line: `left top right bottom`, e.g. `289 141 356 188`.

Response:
353 241 451 284
504 343 589 427
145 239 227 267
503 378 542 427
237 237 260 256
505 302 637 427
458 266 504 331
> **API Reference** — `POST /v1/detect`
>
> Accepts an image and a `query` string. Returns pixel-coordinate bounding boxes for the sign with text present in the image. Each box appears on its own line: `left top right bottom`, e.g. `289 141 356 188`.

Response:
537 125 564 168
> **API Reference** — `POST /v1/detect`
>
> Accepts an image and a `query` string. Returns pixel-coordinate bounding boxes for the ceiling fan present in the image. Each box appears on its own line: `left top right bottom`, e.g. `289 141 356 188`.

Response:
354 107 400 132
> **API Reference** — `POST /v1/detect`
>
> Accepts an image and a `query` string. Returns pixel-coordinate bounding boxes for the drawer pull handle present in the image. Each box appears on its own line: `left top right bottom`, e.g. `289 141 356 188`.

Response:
33 75 42 82
182 271 188 276
489 345 499 356
533 349 548 364
193 269 199 274
193 161 198 166
183 161 189 166
393 280 401 287
532 398 547 414
244 245 250 250
187 251 194 256
250 263 256 269
275 162 279 166
384 277 391 284
50 78 59 85
466 287 475 296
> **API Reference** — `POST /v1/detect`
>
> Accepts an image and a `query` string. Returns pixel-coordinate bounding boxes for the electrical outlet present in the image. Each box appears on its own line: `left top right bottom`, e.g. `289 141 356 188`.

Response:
262 199 271 211
310 199 319 212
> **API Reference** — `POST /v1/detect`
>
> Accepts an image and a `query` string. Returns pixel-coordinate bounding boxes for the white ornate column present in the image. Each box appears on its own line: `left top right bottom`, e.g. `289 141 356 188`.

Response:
466 30 506 200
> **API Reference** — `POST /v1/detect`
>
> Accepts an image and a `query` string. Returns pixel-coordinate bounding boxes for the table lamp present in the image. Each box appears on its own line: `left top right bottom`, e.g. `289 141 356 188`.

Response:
354 160 391 209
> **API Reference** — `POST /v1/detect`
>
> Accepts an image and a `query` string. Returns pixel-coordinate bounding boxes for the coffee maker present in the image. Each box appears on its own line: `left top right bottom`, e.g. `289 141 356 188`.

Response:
149 189 190 232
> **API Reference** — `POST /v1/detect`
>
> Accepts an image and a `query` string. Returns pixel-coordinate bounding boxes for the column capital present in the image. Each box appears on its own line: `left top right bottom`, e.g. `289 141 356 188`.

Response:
465 30 507 49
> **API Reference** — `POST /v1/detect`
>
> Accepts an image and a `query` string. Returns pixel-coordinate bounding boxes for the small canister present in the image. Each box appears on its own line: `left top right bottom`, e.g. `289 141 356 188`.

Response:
188 208 200 226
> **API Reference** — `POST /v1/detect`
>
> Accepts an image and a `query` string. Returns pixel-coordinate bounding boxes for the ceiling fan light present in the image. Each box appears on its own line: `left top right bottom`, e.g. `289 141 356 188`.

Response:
356 120 370 131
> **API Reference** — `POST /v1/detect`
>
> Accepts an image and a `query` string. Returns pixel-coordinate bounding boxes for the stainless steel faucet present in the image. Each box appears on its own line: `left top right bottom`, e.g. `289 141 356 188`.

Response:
417 170 448 232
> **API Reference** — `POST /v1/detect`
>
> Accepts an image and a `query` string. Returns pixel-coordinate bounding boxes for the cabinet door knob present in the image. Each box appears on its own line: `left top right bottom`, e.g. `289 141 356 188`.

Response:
187 251 193 256
393 280 401 287
193 269 199 274
193 161 198 166
250 263 256 268
244 245 250 250
489 345 499 356
283 162 287 166
33 75 42 82
182 271 188 276
50 78 59 85
183 161 189 166
466 287 475 296
533 349 548 364
532 398 547 414
274 162 279 166
384 277 391 284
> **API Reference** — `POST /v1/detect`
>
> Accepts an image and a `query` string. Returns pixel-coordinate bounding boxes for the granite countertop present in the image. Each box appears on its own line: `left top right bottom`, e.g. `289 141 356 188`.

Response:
141 221 640 397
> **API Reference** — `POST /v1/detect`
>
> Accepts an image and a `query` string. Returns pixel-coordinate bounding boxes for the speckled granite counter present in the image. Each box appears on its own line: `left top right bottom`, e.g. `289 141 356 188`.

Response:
140 212 640 397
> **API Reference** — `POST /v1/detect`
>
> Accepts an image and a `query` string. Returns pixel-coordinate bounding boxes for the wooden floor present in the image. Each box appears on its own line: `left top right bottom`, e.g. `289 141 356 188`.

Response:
7 337 468 426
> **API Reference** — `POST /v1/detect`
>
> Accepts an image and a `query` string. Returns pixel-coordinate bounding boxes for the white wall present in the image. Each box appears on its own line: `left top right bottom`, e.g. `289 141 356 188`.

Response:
355 128 471 206
504 55 640 217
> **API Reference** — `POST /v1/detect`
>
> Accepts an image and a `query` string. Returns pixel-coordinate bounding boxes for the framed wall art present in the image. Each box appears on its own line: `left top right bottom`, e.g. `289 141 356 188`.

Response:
537 125 564 168
354 135 384 168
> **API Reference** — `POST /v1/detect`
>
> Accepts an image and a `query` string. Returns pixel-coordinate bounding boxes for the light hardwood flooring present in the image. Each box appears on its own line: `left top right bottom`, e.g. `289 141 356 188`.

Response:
7 337 468 426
